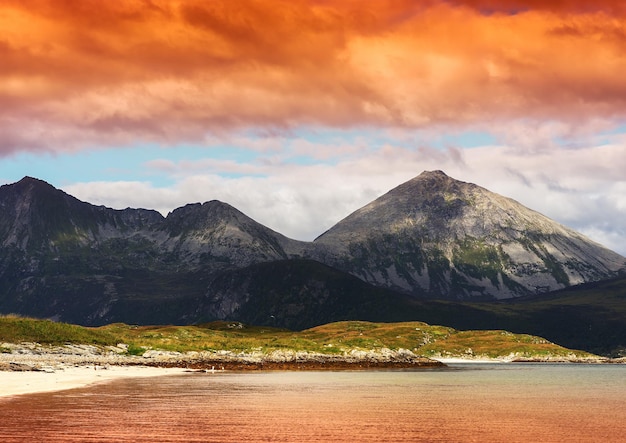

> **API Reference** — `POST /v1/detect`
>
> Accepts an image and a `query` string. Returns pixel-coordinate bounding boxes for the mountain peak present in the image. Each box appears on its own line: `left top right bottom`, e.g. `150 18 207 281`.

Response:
8 176 57 193
411 170 457 185
1 176 71 210
313 171 625 299
17 176 48 184
402 170 470 194
417 170 449 179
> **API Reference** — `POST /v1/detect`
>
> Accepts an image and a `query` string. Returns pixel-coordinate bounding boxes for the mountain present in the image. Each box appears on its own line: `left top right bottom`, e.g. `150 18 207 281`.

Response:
312 170 625 299
0 176 162 251
155 200 306 268
0 177 306 324
196 259 428 330
0 172 624 351
0 177 305 267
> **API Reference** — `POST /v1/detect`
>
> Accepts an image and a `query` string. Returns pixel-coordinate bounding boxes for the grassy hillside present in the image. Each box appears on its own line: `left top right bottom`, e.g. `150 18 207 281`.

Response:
0 314 117 346
195 260 626 357
2 253 624 357
423 275 626 357
0 316 595 361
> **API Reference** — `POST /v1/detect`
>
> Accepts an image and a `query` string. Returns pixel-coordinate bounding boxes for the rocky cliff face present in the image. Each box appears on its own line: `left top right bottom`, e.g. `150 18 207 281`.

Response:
312 171 625 299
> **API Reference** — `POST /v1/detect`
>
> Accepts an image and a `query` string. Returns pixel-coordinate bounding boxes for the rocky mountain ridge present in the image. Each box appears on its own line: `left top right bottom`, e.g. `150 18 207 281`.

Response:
0 177 305 268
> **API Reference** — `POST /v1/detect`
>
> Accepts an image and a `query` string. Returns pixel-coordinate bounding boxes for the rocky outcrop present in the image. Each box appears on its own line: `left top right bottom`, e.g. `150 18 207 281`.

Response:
5 341 625 371
0 342 443 371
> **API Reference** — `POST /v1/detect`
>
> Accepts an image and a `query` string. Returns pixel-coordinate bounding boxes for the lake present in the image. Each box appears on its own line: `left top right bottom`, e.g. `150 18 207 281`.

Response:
1 363 625 442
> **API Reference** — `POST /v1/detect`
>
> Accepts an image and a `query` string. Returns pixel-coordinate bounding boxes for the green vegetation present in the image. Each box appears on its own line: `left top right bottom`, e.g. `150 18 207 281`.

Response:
453 238 503 283
0 314 117 345
0 315 595 360
417 330 578 359
300 321 590 359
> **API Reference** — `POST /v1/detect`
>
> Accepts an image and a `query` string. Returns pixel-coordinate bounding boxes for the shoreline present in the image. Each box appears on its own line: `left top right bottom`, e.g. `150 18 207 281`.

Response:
0 365 188 398
2 343 623 399
432 356 622 364
0 343 444 398
433 357 508 364
0 359 444 399
0 342 446 372
3 356 623 400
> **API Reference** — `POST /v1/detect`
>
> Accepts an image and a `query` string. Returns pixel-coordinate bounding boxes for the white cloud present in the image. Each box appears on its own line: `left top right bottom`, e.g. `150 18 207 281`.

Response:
63 134 626 257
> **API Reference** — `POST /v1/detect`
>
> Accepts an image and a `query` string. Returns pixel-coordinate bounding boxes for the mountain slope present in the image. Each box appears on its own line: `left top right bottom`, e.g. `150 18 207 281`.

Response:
0 177 307 324
312 170 625 299
196 259 430 329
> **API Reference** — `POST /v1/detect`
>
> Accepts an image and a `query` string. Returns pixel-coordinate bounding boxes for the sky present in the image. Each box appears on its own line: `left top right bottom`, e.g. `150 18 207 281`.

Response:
1 0 625 255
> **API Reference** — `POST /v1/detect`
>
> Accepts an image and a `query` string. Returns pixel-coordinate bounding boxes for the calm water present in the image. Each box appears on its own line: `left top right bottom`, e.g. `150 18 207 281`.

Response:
1 364 625 442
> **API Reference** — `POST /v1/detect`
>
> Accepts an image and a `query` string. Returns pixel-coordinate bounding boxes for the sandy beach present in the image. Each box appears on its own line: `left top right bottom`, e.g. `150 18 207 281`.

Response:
0 359 483 399
0 365 188 398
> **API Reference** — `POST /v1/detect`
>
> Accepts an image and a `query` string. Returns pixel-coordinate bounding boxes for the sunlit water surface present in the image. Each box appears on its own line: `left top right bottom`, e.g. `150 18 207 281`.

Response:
1 364 625 442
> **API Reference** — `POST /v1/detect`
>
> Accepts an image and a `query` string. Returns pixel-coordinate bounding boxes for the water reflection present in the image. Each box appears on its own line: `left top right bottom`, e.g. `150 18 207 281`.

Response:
1 365 625 442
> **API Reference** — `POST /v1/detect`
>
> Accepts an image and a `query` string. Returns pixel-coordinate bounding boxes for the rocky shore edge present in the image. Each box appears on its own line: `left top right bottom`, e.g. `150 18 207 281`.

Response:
0 342 445 372
4 342 624 373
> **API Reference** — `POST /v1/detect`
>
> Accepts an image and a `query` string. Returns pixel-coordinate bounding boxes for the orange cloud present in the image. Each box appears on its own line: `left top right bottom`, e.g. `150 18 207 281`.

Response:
1 0 626 154
445 1 626 15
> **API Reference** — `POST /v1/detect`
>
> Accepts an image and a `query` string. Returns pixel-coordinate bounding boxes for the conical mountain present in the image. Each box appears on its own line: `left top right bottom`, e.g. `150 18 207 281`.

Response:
313 171 626 299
